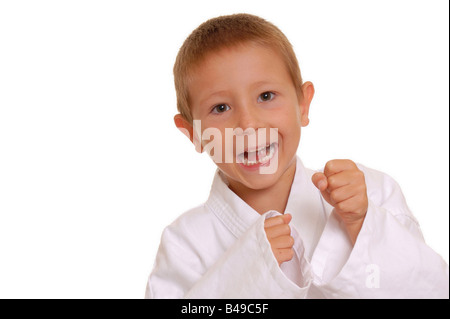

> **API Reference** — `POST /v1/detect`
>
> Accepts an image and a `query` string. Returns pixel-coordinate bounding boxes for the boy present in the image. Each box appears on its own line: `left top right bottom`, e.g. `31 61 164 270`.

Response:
146 14 448 298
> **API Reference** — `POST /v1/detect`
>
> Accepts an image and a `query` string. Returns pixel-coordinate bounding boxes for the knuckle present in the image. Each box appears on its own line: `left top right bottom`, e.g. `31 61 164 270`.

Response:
330 190 340 203
336 201 347 212
287 236 295 247
355 169 365 180
345 159 354 166
344 159 356 168
327 176 335 187
325 160 335 172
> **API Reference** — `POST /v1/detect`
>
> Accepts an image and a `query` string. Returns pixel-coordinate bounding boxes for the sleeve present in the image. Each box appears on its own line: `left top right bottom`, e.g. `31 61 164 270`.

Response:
146 212 312 299
311 166 449 298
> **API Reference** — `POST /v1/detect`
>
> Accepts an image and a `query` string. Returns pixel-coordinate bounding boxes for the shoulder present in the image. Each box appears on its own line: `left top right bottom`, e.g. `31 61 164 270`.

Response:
149 205 215 298
155 201 236 273
163 204 212 242
160 203 228 252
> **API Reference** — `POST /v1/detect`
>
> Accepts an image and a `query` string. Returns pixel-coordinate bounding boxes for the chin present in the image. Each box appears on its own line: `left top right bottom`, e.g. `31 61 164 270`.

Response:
217 155 289 191
238 173 282 190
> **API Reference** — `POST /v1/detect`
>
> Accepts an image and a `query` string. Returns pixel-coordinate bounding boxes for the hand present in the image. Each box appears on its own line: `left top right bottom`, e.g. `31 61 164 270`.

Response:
264 214 294 266
311 159 368 245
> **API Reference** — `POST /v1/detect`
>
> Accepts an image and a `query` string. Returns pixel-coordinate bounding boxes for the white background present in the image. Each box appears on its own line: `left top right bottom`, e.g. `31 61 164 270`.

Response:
0 0 448 298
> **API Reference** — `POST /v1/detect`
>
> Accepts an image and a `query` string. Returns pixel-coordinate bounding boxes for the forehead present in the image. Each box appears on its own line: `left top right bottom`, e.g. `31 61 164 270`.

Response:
187 43 291 98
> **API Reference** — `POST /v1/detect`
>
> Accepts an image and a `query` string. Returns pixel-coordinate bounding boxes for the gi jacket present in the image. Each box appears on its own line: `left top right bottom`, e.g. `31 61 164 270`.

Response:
146 157 449 298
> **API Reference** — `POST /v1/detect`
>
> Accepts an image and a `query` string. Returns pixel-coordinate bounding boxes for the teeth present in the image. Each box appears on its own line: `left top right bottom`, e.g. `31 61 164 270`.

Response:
240 143 276 166
255 145 268 153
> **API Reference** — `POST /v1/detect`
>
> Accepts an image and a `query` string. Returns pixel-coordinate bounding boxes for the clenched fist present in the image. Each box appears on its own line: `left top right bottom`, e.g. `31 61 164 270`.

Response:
264 214 294 266
312 159 368 245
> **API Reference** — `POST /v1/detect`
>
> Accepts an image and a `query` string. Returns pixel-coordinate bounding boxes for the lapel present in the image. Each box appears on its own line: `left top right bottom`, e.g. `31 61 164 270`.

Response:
285 158 330 258
205 169 261 238
205 157 330 257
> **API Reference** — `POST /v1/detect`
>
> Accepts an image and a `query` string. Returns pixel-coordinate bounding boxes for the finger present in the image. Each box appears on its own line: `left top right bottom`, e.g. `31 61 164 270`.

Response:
265 223 291 239
333 193 368 217
324 159 357 178
311 172 328 192
270 235 294 249
273 248 294 265
312 172 332 205
264 213 291 228
326 170 353 190
264 215 284 228
329 183 359 206
282 213 292 225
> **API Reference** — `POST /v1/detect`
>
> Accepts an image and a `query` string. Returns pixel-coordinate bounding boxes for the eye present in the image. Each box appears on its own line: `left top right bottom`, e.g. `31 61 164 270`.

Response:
258 92 275 102
211 104 230 114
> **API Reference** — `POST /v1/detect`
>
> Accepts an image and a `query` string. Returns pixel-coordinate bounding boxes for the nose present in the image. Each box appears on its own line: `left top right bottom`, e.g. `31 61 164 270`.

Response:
235 101 263 131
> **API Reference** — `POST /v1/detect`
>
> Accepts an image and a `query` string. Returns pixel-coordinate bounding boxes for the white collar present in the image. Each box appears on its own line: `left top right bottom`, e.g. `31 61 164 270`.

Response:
205 156 328 254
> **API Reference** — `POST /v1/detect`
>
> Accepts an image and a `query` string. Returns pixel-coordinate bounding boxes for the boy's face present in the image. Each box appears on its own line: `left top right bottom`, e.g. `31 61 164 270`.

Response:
178 42 313 192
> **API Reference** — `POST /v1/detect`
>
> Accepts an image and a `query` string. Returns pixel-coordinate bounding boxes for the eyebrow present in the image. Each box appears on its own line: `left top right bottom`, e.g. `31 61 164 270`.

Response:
198 90 230 107
251 81 274 89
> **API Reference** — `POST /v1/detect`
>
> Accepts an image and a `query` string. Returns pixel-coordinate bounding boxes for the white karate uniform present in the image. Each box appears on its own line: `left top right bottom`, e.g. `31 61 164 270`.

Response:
146 157 449 298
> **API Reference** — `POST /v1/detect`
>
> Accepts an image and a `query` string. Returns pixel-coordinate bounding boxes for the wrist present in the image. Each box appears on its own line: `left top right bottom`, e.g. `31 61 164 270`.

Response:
344 214 366 246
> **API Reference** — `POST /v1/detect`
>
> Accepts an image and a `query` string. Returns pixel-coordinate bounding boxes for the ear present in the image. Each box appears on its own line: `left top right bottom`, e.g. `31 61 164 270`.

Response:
174 114 203 153
298 81 314 127
174 114 193 142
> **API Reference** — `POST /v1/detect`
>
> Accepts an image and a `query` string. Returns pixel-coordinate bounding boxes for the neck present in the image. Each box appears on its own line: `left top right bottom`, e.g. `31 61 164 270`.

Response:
228 160 297 215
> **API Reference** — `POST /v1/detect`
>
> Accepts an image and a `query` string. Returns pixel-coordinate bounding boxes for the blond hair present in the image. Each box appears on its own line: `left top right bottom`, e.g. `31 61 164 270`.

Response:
174 13 303 123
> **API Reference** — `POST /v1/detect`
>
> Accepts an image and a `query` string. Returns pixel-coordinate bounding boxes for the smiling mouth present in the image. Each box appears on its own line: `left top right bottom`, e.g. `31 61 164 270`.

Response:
236 142 277 166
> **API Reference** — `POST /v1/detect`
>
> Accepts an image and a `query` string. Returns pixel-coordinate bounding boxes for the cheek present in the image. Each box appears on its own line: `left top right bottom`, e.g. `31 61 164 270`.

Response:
277 112 301 153
200 127 226 158
277 107 302 135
